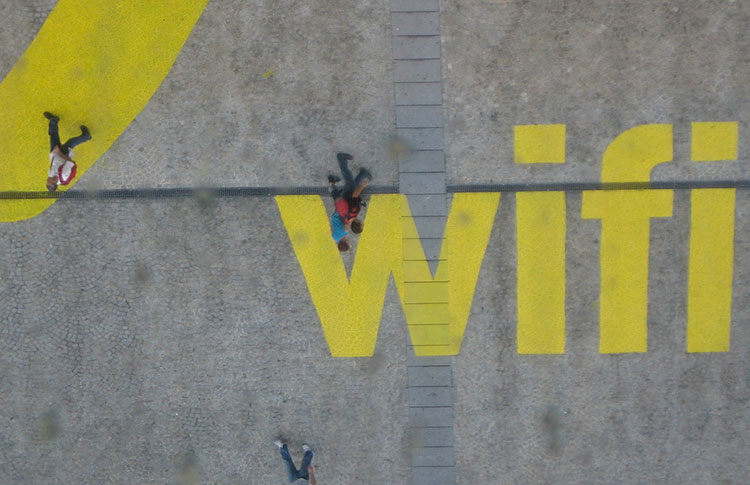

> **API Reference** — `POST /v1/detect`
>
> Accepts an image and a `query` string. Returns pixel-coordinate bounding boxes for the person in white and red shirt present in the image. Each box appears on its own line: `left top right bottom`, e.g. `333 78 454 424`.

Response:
44 111 91 192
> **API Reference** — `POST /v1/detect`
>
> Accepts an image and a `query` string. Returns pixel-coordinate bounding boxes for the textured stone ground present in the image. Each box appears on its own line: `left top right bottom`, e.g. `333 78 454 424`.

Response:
453 189 750 483
441 0 749 185
1 0 749 484
0 198 411 484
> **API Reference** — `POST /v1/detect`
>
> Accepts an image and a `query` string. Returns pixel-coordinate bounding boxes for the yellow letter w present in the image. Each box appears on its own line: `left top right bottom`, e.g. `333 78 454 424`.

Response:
275 193 499 357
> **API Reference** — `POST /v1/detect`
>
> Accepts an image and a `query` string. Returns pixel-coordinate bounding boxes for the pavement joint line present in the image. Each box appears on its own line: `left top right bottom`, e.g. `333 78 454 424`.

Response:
4 179 749 201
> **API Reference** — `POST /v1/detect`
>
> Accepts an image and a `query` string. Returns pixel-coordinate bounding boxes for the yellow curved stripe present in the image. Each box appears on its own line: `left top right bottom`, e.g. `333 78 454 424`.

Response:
0 0 209 222
600 124 672 183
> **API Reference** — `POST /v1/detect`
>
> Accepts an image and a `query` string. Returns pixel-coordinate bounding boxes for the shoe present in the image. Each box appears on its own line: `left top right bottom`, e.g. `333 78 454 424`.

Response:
360 168 373 181
43 112 59 122
274 440 284 449
337 152 353 161
80 125 91 138
302 444 313 454
328 175 341 183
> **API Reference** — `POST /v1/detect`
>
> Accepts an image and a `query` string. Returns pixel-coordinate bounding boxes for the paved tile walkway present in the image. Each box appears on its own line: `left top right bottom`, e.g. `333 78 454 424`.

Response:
391 1 455 483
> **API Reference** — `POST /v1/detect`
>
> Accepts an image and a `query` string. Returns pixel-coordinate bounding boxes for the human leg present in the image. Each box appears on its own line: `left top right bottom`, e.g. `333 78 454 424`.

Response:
329 184 343 200
337 153 355 192
279 445 300 483
62 126 91 150
328 174 343 199
353 167 372 187
298 449 314 480
47 117 61 152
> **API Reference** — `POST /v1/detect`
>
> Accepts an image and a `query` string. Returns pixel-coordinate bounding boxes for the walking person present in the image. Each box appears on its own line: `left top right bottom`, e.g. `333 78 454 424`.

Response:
328 152 372 252
274 440 316 484
44 111 91 192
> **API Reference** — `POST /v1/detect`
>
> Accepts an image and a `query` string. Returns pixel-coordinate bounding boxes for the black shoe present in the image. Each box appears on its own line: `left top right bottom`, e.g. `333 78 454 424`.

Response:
337 152 353 161
328 175 341 183
360 168 373 181
80 125 91 138
43 112 59 122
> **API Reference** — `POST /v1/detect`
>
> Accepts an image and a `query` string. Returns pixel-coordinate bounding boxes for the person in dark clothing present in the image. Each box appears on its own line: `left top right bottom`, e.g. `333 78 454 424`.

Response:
44 111 91 192
327 152 372 251
274 440 316 484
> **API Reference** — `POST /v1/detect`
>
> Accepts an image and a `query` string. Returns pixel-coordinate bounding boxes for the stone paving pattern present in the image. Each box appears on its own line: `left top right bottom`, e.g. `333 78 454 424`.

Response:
0 199 411 484
441 0 749 185
454 188 750 483
1 0 749 483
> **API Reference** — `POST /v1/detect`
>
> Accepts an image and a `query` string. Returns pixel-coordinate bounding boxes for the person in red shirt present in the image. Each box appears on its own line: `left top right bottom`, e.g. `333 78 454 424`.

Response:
44 111 91 192
327 152 372 249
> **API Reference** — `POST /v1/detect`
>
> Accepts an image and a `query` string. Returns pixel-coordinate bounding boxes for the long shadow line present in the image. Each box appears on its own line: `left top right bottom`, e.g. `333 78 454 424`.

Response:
1 180 750 200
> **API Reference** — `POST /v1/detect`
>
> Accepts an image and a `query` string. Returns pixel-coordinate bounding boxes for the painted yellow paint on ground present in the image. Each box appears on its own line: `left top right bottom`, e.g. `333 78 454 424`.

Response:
583 124 673 353
687 189 735 352
513 124 566 163
691 122 739 161
399 193 500 355
686 123 738 352
400 196 451 355
275 195 402 357
0 0 209 222
276 193 499 357
582 190 673 353
515 192 566 354
600 124 672 183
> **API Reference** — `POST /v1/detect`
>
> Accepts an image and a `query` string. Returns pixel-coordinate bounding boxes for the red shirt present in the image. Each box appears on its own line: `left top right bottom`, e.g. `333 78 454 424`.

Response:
335 196 360 223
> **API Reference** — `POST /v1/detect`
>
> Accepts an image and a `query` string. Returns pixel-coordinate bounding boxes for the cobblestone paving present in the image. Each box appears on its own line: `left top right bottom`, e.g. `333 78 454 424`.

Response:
0 0 55 78
453 189 750 483
441 0 749 185
0 198 411 484
2 1 749 484
76 0 398 191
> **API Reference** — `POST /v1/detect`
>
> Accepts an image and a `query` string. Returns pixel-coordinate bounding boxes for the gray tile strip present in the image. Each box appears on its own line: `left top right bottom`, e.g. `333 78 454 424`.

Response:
393 36 441 59
411 216 447 239
392 13 441 36
411 447 455 466
402 194 447 216
409 407 453 427
391 0 440 12
400 172 447 193
392 3 453 483
409 426 454 447
395 83 443 105
399 151 446 172
394 60 442 82
411 467 455 485
396 105 444 128
408 366 453 386
397 128 444 150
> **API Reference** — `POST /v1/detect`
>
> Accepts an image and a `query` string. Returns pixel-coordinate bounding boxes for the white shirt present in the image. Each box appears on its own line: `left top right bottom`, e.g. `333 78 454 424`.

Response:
48 149 76 185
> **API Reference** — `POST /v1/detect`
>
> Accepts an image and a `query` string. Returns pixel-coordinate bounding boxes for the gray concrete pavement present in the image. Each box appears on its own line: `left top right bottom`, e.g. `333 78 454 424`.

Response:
1 0 749 484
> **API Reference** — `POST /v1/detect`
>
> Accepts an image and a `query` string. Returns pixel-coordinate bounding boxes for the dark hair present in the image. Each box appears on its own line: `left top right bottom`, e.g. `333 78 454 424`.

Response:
46 183 57 192
337 239 350 252
350 220 363 234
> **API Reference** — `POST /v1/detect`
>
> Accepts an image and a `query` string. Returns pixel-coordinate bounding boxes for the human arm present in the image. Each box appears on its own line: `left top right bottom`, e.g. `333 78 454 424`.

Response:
351 178 369 198
308 466 316 485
